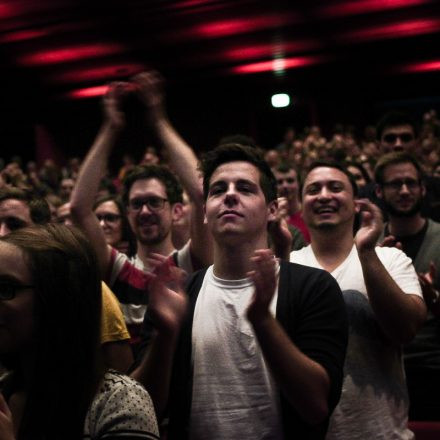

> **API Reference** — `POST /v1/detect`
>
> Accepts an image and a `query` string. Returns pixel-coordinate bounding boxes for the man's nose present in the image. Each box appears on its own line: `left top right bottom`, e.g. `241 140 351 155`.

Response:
140 203 152 215
318 187 331 199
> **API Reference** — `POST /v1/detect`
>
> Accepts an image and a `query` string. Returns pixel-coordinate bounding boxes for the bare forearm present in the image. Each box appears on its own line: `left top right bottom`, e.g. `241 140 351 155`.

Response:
152 117 203 204
359 248 426 344
250 314 329 425
71 122 121 216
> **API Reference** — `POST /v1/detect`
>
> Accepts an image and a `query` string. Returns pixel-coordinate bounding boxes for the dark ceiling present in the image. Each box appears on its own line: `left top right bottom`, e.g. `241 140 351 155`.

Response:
1 0 439 101
1 0 440 161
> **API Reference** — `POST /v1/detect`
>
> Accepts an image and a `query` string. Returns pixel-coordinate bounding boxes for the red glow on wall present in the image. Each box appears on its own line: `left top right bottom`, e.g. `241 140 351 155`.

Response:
0 29 48 43
232 56 322 74
318 0 430 18
400 60 440 72
19 43 125 66
194 13 298 38
340 18 440 42
53 63 145 83
67 85 109 99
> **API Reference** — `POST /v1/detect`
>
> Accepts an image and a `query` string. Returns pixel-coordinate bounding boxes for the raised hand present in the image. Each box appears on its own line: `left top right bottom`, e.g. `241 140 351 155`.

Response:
379 235 402 250
354 199 384 252
0 394 15 440
268 197 293 260
131 71 166 121
246 249 278 323
102 81 131 129
418 261 440 316
147 253 188 337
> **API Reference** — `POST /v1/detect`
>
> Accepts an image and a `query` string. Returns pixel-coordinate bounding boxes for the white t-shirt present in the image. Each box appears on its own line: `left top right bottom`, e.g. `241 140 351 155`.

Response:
290 245 422 440
190 265 284 440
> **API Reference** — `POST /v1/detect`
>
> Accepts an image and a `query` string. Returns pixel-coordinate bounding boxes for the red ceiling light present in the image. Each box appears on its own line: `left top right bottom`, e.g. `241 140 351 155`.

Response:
67 85 109 99
340 18 440 42
0 29 49 43
399 60 440 73
53 63 145 83
194 13 298 39
18 43 125 66
223 40 319 62
232 56 322 74
318 0 431 18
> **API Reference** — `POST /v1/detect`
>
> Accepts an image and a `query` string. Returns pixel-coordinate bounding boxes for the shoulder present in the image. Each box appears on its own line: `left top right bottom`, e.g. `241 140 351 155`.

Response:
85 371 159 439
279 261 342 303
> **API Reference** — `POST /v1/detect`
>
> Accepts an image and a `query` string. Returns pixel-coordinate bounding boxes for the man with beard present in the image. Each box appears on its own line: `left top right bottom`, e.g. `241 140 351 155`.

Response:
272 164 310 242
290 161 426 439
70 72 211 345
375 152 440 421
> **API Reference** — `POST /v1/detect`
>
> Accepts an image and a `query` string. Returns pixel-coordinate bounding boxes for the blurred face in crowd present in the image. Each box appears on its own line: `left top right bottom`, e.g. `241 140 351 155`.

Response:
376 162 425 218
59 178 75 201
0 199 32 237
347 165 367 189
127 178 179 246
380 125 416 153
273 168 299 201
0 241 34 356
57 203 73 227
302 167 357 231
94 200 123 247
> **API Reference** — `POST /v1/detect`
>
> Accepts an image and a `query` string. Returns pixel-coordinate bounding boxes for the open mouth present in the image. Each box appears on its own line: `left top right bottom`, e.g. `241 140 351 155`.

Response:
314 205 338 214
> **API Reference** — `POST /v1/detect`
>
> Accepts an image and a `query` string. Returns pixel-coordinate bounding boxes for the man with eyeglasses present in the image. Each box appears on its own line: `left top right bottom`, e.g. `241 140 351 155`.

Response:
375 152 440 421
377 111 418 154
70 72 211 344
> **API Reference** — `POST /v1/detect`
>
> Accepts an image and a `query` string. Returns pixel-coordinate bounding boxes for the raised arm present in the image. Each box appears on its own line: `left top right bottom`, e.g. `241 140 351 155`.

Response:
355 199 427 344
70 83 127 277
246 249 341 425
132 71 212 269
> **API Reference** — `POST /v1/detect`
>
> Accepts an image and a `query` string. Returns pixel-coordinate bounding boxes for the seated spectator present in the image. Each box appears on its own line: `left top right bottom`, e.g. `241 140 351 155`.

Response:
0 224 159 439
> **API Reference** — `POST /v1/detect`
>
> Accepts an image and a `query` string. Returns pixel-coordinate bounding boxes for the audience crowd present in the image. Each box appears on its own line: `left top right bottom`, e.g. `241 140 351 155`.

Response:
0 70 439 440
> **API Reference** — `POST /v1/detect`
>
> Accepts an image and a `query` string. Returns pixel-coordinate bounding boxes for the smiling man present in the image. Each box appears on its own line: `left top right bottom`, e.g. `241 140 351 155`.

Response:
375 152 440 421
291 162 426 440
290 161 426 439
136 144 348 439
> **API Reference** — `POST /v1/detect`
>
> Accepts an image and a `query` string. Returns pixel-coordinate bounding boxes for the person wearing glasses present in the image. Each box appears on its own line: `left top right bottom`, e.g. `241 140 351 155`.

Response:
70 71 211 345
93 195 136 256
0 187 133 374
0 224 159 440
377 111 418 154
375 152 440 421
290 161 426 439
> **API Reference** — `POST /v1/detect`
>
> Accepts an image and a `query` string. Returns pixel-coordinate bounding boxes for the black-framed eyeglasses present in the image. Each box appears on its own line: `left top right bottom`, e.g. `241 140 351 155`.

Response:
0 283 34 301
382 178 421 191
382 133 414 144
128 196 169 212
96 213 122 223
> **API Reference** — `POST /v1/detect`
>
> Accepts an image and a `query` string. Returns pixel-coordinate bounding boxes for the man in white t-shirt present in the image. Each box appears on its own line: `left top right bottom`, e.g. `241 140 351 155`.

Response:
136 145 348 439
290 161 427 439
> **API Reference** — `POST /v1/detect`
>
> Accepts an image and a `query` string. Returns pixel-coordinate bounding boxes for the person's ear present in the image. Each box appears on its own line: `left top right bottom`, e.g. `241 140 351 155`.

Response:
171 202 184 222
267 199 278 222
375 183 383 200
